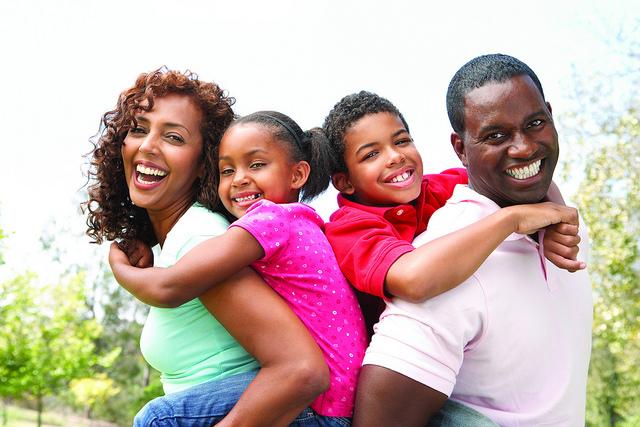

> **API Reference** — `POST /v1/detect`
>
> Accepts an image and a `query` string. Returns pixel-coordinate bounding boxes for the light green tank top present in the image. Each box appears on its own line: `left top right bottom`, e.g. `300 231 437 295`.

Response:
139 203 259 394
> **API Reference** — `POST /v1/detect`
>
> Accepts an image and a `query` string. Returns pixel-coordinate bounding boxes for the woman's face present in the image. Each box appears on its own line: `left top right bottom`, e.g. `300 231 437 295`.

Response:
121 93 204 216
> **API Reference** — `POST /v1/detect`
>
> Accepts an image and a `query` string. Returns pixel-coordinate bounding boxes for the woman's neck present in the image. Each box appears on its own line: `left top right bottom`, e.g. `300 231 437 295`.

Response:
147 197 194 247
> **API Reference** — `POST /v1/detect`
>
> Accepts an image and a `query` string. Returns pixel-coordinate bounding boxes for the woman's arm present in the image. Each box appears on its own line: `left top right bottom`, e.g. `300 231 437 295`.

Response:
385 202 580 302
109 227 263 307
201 267 330 427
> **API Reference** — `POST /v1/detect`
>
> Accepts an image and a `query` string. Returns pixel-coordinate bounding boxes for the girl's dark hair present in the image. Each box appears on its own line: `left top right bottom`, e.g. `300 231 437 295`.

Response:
322 90 410 174
233 111 334 201
83 68 235 246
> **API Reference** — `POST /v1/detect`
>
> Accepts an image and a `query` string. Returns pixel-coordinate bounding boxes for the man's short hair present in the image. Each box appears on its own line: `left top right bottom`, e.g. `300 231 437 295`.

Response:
446 54 546 134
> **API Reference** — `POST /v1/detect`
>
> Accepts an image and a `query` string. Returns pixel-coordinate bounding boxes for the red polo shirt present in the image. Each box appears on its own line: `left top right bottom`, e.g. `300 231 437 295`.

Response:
324 168 468 300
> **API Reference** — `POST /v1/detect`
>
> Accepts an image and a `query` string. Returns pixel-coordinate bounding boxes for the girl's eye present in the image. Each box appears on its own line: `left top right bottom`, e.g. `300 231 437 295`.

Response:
220 168 234 176
363 151 378 161
250 162 266 169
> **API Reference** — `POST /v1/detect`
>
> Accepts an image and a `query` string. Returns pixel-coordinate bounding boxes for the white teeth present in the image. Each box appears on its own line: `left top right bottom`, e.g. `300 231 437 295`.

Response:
136 164 167 177
506 160 542 180
390 171 411 183
233 194 261 202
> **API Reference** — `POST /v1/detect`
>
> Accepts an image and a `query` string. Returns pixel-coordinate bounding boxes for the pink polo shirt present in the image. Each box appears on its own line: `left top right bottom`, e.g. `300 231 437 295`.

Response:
231 200 367 417
364 185 593 426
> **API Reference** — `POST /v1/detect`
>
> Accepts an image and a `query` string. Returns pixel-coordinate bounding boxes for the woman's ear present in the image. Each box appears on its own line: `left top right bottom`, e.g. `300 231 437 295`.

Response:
331 172 355 195
291 161 311 190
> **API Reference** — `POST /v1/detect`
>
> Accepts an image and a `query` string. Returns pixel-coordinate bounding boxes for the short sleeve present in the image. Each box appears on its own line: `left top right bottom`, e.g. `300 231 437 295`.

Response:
325 207 414 299
363 275 487 396
230 200 289 261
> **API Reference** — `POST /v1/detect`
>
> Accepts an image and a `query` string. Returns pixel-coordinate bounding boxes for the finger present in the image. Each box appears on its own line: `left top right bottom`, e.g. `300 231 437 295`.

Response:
545 241 579 260
553 223 579 236
546 233 581 247
546 253 586 272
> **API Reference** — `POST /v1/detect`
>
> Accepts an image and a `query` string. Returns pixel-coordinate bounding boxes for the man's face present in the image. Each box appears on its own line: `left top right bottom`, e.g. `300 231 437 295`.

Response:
452 75 559 207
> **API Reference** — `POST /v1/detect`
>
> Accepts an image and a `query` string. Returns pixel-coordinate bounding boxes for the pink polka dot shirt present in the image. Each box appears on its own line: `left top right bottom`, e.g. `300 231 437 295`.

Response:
232 200 367 417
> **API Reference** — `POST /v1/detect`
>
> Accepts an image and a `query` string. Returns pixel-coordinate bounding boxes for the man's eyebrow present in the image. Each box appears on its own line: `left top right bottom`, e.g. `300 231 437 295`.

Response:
524 110 549 122
477 124 503 135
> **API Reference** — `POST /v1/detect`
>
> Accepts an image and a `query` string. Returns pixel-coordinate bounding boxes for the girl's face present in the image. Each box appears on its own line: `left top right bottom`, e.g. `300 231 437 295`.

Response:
121 94 204 216
218 123 307 218
333 112 423 206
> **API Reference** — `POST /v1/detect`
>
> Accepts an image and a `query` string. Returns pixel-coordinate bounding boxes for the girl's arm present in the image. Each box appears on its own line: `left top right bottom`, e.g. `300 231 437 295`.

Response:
202 267 329 426
385 202 580 302
109 227 263 307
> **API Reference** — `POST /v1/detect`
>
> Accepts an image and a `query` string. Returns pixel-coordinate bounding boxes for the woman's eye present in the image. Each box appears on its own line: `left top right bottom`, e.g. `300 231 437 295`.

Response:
129 126 146 135
167 134 185 143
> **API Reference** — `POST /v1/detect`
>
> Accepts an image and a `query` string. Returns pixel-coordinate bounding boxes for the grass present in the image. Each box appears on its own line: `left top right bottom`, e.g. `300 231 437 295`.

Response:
2 404 117 427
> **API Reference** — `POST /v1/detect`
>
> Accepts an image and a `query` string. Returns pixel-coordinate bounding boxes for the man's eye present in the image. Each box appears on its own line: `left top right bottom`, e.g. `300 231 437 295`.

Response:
486 132 506 141
528 119 544 128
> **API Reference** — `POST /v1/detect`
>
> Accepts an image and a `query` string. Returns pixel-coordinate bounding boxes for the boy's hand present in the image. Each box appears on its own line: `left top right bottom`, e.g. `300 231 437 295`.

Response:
508 202 579 236
543 223 586 272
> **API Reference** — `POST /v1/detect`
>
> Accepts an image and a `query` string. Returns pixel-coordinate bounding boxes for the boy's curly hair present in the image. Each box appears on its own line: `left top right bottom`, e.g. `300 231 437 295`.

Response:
83 68 235 246
322 90 410 174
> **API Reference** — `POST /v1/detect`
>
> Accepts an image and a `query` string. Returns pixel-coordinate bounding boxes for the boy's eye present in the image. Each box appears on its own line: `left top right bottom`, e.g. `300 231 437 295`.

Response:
395 138 412 146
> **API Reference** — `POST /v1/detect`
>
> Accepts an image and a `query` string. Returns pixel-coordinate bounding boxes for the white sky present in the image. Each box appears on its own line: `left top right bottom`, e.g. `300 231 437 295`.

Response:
0 0 637 272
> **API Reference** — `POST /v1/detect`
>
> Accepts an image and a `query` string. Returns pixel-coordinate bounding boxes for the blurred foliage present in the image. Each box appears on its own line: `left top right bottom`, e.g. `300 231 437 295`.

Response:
560 20 640 427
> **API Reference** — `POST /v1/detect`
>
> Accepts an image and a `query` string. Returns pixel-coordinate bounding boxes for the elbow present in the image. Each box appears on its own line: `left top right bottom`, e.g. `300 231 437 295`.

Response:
289 358 330 401
387 269 434 303
141 288 189 308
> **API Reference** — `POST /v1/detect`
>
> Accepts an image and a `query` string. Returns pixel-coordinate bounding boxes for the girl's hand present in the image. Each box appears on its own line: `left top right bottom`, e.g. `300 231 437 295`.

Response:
543 223 586 272
122 239 154 268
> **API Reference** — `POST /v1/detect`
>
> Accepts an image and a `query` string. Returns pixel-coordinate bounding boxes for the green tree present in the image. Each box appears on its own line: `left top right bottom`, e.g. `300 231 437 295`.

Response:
561 20 640 427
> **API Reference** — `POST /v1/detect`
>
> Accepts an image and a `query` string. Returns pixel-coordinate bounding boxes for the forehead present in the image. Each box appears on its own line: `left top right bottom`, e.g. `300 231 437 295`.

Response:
344 112 407 149
462 75 547 129
219 123 282 154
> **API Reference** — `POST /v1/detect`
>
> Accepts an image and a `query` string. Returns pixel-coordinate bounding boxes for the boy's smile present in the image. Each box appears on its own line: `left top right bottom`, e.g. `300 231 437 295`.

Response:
333 112 423 207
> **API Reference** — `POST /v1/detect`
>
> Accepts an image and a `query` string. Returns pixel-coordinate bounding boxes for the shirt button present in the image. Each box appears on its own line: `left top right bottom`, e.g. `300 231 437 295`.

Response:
396 209 404 216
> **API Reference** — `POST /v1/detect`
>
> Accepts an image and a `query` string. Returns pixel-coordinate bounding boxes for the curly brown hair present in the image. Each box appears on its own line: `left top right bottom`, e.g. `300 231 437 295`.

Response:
84 68 235 246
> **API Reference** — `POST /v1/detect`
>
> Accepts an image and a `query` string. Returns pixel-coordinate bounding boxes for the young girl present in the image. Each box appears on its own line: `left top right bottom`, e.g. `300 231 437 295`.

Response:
110 111 367 425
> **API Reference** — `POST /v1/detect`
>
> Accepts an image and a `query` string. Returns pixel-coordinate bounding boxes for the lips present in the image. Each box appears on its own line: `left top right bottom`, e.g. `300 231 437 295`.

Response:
506 159 542 180
385 168 414 184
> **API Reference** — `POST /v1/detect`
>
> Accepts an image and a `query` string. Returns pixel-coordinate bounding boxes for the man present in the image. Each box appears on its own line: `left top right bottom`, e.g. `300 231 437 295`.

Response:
355 54 593 426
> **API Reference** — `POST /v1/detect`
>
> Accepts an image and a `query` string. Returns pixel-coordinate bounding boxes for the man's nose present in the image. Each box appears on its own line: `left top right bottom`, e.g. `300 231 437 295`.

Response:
508 134 537 158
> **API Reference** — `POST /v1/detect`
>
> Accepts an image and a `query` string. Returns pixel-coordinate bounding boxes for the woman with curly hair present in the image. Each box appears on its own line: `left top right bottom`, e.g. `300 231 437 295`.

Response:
85 68 328 426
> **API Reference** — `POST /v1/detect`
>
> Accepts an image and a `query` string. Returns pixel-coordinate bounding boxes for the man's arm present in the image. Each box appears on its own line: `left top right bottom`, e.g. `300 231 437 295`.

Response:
353 365 447 427
109 227 263 307
201 267 329 426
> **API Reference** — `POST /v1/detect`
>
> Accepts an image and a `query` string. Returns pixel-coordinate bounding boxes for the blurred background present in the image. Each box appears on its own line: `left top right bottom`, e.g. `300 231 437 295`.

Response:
0 0 638 425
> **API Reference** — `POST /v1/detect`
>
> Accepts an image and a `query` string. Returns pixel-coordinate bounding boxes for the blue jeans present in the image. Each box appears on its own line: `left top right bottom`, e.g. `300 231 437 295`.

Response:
428 400 498 427
134 369 350 426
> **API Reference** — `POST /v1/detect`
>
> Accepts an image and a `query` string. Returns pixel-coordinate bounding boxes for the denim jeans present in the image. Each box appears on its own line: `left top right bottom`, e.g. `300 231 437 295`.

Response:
134 369 351 426
428 400 498 427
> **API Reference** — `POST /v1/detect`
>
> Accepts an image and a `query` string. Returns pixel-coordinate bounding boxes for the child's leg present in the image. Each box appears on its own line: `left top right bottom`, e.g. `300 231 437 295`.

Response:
288 407 351 427
134 370 258 427
428 400 498 427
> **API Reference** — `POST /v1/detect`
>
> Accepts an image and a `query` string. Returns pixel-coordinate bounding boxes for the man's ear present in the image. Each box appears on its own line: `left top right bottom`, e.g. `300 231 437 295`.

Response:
291 161 311 190
331 172 355 195
451 132 468 167
546 101 553 116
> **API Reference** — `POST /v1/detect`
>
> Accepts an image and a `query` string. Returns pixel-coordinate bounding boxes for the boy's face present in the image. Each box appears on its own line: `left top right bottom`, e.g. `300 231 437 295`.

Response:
333 112 423 207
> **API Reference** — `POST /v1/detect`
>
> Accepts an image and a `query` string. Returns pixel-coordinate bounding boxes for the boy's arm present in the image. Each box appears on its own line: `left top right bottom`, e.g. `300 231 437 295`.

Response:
201 267 329 426
386 202 580 302
109 227 264 307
